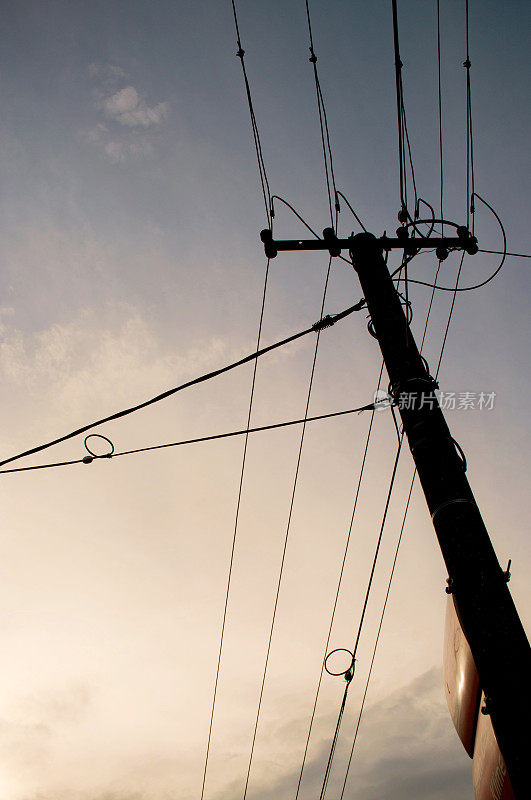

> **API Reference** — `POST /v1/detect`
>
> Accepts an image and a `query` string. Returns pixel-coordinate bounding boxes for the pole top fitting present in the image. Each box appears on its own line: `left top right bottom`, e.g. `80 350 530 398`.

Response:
322 227 341 257
349 232 384 270
456 225 479 255
260 228 277 259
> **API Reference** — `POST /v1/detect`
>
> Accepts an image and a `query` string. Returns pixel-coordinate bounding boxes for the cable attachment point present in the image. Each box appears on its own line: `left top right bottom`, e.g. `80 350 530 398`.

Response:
322 227 341 257
82 455 93 464
309 48 317 64
236 47 245 59
395 225 409 241
260 228 277 259
463 58 471 69
456 225 479 255
450 437 467 472
325 648 356 681
84 434 115 459
312 315 334 332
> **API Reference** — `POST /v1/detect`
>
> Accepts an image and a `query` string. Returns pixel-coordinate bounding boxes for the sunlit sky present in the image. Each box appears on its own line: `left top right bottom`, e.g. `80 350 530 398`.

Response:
0 2 529 799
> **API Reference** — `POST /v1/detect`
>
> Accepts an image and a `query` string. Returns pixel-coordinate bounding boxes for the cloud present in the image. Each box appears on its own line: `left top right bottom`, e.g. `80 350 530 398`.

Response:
83 65 170 161
102 86 169 128
226 668 471 800
79 124 154 162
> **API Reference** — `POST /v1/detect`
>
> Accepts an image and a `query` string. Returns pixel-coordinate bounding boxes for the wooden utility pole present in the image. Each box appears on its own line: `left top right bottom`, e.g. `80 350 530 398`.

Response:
261 227 530 798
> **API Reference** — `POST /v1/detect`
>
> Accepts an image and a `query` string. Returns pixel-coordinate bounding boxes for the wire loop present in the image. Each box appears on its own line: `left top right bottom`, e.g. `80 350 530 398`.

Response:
324 648 355 677
84 434 115 458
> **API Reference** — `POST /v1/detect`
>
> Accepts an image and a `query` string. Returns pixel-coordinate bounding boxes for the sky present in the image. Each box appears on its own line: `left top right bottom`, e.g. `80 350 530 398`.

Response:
0 1 529 799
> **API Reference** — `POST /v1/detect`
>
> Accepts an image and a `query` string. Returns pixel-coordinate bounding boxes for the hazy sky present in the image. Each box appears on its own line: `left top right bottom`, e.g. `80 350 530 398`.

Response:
0 2 529 799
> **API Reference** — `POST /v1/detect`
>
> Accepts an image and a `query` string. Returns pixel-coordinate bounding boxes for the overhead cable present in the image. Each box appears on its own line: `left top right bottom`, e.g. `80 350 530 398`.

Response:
339 467 415 799
231 0 272 227
0 302 364 470
464 0 475 232
242 250 335 798
339 205 473 791
294 361 385 799
199 258 270 800
0 404 376 477
326 249 444 794
394 193 506 292
304 0 340 227
436 0 444 238
319 439 404 798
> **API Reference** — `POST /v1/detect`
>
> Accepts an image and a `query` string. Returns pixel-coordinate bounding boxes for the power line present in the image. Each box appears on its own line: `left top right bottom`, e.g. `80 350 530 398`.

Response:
339 467 415 799
0 405 376 477
242 253 334 798
319 438 403 799
304 0 340 227
394 192 507 292
464 0 475 232
479 249 530 258
231 0 272 227
391 0 405 211
436 0 444 238
0 303 364 471
296 254 416 795
293 362 384 799
199 258 270 800
338 201 472 793
323 248 444 795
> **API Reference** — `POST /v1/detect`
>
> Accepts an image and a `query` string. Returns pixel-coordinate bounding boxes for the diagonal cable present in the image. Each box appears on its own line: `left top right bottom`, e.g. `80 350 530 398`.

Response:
200 259 270 799
243 254 334 799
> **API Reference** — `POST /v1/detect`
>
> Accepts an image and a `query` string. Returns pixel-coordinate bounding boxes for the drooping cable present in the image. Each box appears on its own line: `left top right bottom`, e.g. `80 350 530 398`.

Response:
304 0 340 227
242 250 335 798
0 303 363 470
199 259 270 800
294 361 385 799
270 195 321 239
335 191 368 233
231 0 272 227
394 193 506 292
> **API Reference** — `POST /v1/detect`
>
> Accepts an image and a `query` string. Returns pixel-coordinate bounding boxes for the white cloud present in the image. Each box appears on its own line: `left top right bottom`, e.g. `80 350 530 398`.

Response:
104 86 139 116
102 86 169 129
83 66 170 160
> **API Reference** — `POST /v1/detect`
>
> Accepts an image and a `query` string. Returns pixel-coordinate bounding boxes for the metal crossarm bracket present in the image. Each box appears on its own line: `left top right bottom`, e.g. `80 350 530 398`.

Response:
260 226 478 260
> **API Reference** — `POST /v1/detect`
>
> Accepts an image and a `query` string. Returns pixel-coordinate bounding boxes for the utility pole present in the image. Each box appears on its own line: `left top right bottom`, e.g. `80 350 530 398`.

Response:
260 226 530 798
